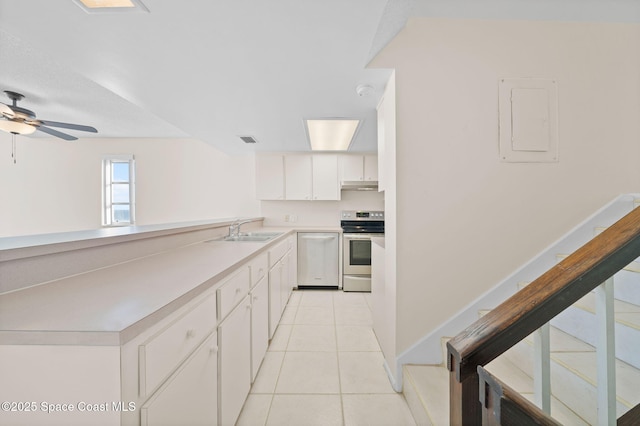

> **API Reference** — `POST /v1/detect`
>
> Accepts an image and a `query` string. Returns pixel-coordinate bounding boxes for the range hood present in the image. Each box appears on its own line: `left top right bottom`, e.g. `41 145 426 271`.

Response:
340 180 379 191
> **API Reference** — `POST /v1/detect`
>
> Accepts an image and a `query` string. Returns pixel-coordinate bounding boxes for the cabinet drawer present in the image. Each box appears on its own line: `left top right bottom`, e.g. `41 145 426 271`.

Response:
217 266 250 320
141 331 218 426
139 292 216 397
269 240 289 268
249 253 268 289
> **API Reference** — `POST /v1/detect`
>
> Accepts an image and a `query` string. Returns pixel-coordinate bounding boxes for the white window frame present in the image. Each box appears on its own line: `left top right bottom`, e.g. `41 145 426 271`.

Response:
102 154 136 226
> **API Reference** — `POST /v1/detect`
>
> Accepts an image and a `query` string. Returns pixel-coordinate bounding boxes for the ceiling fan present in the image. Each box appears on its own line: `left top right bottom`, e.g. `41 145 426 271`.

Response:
0 90 98 141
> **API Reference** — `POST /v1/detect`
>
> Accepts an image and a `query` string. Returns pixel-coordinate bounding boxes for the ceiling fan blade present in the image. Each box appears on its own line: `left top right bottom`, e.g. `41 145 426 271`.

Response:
1 102 15 119
36 125 78 141
38 120 97 133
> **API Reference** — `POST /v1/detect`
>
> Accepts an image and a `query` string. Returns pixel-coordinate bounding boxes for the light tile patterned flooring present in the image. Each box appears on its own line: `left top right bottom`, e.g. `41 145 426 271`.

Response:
237 289 416 426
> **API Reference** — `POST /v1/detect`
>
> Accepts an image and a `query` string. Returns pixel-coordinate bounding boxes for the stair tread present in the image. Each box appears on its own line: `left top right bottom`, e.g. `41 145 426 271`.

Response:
551 352 640 408
486 356 533 393
403 361 588 426
568 293 640 330
514 325 593 353
521 394 590 426
403 365 448 426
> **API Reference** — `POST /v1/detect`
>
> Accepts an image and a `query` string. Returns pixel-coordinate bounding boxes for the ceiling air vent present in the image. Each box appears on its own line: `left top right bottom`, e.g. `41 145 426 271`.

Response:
239 136 258 144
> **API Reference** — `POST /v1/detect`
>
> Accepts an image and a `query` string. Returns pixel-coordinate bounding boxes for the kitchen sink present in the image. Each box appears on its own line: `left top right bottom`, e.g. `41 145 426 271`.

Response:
209 231 283 242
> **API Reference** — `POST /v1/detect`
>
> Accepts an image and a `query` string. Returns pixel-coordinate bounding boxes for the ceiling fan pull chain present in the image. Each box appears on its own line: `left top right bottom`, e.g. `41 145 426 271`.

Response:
11 133 17 164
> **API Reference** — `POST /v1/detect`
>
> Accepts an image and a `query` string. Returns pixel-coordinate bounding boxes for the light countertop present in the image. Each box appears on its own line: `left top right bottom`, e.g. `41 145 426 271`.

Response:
0 228 292 346
0 224 345 346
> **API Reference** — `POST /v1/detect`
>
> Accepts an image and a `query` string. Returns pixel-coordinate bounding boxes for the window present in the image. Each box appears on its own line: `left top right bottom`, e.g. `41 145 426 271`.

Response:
102 155 135 226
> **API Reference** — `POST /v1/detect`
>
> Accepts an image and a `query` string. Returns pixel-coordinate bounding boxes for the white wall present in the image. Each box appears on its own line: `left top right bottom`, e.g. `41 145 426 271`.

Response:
371 18 640 354
0 136 260 237
260 190 384 227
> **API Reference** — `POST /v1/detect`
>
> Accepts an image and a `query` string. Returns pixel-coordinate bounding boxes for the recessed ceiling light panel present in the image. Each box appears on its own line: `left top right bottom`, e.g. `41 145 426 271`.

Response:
305 118 361 151
73 0 149 14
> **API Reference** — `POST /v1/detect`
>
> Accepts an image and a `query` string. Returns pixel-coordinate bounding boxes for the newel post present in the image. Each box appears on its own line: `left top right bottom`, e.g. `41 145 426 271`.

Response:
448 345 482 425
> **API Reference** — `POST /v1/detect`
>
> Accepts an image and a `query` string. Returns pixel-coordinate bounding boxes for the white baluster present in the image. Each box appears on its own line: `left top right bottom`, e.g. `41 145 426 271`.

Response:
596 278 616 425
533 322 551 414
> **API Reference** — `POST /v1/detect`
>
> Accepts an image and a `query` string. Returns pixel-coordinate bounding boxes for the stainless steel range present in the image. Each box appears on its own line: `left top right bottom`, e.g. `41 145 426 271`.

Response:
341 210 384 292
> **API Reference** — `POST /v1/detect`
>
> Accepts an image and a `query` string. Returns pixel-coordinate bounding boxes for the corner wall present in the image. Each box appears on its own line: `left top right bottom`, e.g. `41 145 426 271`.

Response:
371 18 640 355
0 136 260 237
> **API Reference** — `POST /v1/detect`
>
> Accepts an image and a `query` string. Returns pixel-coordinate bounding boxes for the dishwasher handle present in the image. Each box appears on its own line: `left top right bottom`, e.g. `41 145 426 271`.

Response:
299 235 336 241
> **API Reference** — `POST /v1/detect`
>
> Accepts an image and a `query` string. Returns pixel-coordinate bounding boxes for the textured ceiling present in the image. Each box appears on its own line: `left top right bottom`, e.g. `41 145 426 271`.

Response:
1 0 637 155
0 0 393 154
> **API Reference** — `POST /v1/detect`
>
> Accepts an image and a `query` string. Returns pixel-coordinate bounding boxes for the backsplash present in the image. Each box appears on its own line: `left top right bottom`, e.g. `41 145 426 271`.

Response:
261 191 384 227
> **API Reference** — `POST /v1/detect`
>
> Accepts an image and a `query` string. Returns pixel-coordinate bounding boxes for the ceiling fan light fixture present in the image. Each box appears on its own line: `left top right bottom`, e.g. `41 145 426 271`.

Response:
79 0 134 7
73 0 149 13
305 118 361 151
0 120 36 135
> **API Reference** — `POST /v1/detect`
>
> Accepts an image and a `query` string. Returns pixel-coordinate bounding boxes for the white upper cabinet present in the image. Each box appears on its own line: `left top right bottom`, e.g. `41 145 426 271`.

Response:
284 155 339 201
257 154 340 201
364 155 378 181
341 155 365 181
256 155 284 200
377 72 395 192
311 155 339 200
285 155 313 200
340 155 378 182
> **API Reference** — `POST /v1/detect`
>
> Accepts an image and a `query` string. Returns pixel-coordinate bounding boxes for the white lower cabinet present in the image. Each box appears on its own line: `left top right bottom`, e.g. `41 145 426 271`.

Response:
218 295 252 426
280 253 290 316
0 237 295 426
250 277 269 382
268 263 282 339
140 332 218 426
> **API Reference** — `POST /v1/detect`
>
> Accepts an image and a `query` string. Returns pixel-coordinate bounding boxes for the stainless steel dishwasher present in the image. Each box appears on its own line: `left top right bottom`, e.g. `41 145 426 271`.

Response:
297 232 339 288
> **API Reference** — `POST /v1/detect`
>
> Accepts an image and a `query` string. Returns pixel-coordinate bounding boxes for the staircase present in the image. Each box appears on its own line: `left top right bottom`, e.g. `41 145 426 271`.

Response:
401 195 640 425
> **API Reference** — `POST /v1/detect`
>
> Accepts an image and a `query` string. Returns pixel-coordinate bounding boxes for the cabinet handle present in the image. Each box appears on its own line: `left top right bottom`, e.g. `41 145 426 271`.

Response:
186 329 196 338
210 346 218 354
235 288 242 293
246 304 252 309
259 268 264 276
253 295 259 301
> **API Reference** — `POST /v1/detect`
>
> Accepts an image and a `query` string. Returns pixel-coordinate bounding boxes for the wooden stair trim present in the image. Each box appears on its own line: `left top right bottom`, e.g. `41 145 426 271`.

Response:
448 205 640 424
478 366 561 426
618 403 640 426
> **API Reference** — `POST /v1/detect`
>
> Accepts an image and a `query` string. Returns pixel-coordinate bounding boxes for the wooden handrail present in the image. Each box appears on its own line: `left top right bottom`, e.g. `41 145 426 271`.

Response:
478 366 561 426
448 206 640 424
618 403 640 426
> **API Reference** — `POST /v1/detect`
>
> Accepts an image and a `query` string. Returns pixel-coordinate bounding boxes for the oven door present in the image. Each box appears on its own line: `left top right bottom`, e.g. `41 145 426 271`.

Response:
343 234 373 275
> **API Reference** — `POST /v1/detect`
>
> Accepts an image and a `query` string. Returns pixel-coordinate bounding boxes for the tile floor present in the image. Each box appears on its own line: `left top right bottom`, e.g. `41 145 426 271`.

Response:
236 289 416 426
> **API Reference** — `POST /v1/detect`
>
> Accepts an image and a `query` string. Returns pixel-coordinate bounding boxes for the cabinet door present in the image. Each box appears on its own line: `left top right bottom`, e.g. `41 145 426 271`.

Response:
268 264 282 339
219 296 251 426
279 254 290 315
256 155 285 200
285 155 312 200
364 155 378 181
341 155 364 181
141 332 218 426
250 277 269 382
312 155 339 200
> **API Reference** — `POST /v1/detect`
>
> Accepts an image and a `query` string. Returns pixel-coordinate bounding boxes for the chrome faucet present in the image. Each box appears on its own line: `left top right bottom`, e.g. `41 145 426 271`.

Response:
228 218 254 237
